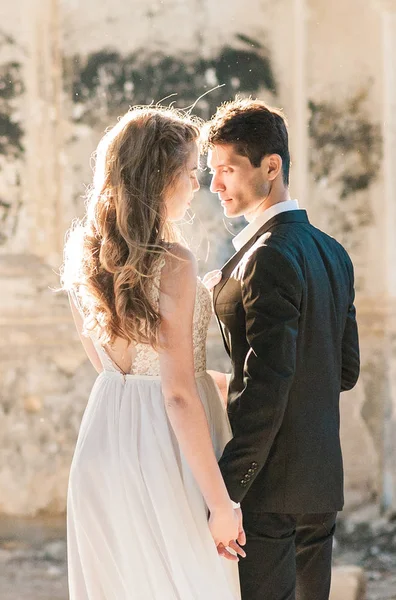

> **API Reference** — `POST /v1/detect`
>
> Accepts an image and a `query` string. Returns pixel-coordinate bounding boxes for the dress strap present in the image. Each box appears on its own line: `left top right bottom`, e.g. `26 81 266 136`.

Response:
69 287 84 318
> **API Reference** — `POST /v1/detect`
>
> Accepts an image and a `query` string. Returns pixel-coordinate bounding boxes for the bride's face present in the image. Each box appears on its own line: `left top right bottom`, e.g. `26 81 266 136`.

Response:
165 142 200 222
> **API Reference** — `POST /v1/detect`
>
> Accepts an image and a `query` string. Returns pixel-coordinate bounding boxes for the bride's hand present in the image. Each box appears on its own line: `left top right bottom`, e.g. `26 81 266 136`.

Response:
202 270 222 292
208 504 246 561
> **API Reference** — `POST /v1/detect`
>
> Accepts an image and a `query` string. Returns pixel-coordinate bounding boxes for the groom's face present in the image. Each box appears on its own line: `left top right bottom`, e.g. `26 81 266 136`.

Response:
208 144 269 220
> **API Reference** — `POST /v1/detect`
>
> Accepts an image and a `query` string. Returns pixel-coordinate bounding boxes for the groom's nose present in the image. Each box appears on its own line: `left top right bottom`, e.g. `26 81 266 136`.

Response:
210 172 225 194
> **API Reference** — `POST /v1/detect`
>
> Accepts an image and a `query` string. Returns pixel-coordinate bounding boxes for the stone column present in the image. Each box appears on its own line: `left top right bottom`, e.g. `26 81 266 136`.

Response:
23 0 65 267
0 0 90 517
291 0 309 206
373 0 396 513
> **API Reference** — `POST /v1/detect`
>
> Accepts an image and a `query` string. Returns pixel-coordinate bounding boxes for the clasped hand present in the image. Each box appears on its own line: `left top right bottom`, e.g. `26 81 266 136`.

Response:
210 507 246 562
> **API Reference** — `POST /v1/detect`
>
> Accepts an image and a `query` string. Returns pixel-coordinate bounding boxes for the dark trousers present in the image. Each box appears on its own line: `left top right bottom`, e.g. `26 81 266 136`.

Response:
239 511 337 600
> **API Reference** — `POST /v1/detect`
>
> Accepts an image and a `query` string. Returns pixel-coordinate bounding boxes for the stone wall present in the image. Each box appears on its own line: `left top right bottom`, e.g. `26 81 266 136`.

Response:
0 0 393 515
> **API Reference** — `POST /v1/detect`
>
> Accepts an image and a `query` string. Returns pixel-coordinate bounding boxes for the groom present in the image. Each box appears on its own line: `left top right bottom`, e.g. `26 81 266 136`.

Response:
204 99 360 600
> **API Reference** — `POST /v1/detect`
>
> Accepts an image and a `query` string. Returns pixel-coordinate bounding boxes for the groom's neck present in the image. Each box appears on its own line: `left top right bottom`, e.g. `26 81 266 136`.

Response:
244 188 291 223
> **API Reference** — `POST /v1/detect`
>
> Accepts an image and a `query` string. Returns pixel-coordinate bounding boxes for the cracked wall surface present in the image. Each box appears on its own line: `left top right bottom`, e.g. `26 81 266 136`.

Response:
0 0 392 515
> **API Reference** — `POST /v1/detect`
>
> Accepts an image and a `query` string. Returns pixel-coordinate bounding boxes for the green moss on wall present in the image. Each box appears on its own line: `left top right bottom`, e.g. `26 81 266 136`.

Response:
0 34 24 160
308 90 382 258
69 35 276 125
309 91 382 200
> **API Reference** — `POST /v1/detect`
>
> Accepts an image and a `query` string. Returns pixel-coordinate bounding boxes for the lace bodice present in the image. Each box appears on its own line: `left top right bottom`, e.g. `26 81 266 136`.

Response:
88 258 213 377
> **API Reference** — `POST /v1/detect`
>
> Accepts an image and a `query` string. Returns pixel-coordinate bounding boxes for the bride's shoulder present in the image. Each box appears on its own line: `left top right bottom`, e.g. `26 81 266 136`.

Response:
159 244 198 298
162 243 197 275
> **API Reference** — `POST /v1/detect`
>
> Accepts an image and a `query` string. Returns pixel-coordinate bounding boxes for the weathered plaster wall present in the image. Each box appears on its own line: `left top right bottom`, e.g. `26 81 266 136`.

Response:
0 0 390 515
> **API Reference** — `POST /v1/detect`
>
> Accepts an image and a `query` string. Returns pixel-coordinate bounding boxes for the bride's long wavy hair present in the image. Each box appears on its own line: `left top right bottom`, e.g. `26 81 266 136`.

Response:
61 106 201 347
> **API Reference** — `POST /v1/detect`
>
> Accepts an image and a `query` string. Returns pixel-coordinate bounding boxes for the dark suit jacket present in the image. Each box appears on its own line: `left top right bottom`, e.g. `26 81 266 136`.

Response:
214 210 360 513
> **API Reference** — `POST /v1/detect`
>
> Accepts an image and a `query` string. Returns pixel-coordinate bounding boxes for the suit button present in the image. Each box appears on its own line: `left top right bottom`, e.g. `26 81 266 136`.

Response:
248 468 254 474
251 462 258 468
245 474 251 480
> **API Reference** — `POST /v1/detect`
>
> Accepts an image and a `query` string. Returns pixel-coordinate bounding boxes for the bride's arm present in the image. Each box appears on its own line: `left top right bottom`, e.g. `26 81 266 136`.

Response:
69 293 103 374
158 246 239 547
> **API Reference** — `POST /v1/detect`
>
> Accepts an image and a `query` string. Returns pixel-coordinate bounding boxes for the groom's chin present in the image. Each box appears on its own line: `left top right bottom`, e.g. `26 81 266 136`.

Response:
222 203 236 218
224 206 241 219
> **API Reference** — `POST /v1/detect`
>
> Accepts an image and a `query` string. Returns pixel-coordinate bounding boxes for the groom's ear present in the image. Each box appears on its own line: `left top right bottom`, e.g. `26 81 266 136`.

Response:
262 154 282 182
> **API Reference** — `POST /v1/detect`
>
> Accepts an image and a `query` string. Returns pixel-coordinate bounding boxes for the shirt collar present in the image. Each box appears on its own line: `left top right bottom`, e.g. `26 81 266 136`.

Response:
232 199 301 251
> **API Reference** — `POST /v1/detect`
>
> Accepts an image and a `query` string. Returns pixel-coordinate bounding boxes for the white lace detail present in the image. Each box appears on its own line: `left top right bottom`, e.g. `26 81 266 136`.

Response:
130 256 165 376
130 259 212 376
78 254 213 377
191 279 213 373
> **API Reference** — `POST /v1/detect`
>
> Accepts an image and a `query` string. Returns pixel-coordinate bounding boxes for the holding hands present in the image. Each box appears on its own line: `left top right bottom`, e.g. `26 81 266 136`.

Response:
209 503 246 562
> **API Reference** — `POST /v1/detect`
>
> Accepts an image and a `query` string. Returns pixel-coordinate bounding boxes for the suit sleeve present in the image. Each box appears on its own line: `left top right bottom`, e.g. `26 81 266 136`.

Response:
341 259 360 391
218 244 302 503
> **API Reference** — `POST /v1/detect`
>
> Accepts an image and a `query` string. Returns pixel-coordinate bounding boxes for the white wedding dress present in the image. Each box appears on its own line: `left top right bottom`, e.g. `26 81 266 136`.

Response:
67 259 241 599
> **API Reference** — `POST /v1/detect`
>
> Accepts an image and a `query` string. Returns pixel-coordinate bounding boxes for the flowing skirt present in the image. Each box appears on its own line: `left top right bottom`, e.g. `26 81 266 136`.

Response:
67 371 240 599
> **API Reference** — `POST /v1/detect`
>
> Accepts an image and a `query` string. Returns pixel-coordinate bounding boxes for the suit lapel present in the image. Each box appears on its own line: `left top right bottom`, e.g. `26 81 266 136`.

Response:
213 243 251 307
213 209 308 357
213 210 309 306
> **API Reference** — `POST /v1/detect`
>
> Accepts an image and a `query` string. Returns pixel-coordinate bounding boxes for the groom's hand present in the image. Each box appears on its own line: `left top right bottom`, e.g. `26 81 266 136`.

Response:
217 540 246 561
202 269 222 292
235 507 246 546
216 508 246 561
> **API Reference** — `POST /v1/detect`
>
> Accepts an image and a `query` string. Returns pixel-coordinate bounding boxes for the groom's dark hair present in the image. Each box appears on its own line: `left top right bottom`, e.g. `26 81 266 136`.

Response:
203 98 290 186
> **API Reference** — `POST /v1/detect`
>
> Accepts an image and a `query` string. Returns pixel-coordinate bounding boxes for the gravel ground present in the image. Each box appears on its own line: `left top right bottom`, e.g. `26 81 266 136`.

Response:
0 517 68 600
0 507 395 600
333 508 396 600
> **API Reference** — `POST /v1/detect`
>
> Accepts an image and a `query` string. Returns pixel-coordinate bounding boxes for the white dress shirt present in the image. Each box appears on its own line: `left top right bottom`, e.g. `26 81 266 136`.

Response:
232 199 301 251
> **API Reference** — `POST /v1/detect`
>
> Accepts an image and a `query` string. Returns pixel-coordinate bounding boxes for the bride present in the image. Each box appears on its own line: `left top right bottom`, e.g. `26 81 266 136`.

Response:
61 105 244 599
